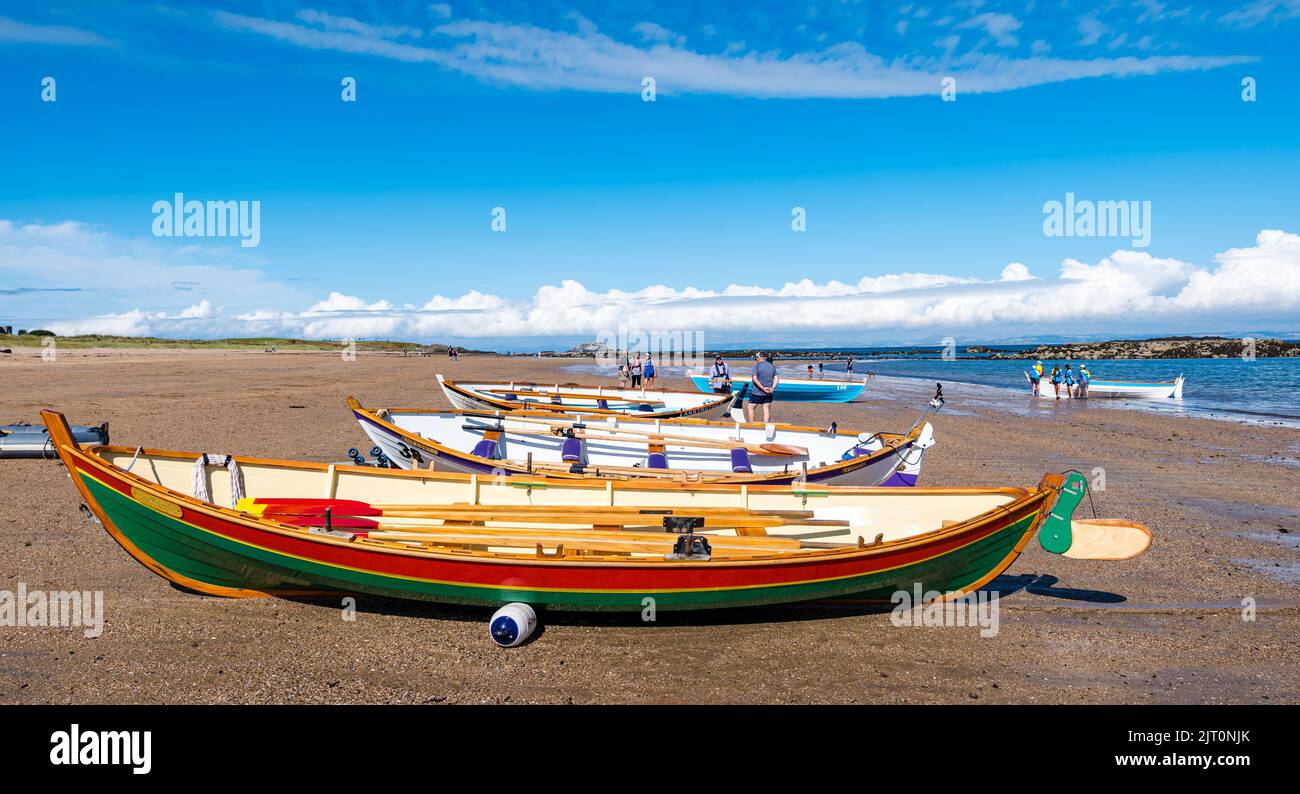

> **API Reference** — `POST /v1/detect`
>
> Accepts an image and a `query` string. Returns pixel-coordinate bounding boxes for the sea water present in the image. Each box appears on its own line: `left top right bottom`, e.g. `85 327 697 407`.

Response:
563 356 1300 428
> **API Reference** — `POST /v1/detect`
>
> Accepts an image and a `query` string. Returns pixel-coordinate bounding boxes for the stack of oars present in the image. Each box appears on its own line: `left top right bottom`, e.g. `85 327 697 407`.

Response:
237 498 852 558
462 415 810 457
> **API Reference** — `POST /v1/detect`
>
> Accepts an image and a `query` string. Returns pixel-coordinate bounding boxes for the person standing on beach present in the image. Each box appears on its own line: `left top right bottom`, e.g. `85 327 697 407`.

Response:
708 355 731 393
1064 364 1075 398
1050 365 1062 399
1030 360 1044 396
644 354 656 389
818 362 824 378
807 364 814 379
630 354 643 389
745 352 778 423
846 357 854 377
1078 364 1091 398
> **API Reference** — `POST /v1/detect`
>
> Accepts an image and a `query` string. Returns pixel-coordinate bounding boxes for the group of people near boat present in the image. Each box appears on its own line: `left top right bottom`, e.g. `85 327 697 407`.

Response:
618 353 657 389
1029 360 1091 399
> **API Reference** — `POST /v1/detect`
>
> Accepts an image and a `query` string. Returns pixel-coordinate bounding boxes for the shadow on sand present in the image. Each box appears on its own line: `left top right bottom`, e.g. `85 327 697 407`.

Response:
270 571 1126 640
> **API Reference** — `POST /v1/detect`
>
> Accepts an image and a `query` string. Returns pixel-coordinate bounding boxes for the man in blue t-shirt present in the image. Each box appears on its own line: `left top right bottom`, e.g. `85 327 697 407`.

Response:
745 352 779 422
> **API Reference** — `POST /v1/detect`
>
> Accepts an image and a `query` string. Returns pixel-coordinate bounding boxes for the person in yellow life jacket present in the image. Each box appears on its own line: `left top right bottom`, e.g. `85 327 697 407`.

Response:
1029 360 1044 396
1078 364 1091 399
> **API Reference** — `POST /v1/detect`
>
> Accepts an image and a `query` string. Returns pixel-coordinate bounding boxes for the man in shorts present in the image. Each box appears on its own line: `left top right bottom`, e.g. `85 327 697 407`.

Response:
745 352 779 423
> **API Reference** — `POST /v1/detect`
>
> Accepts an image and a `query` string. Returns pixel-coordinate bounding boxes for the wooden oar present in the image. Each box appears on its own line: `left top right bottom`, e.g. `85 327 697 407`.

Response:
371 504 811 522
366 533 785 558
252 499 814 521
492 426 806 458
361 525 801 552
1063 519 1152 560
464 413 814 457
541 421 811 457
361 525 795 550
482 388 666 405
271 505 843 529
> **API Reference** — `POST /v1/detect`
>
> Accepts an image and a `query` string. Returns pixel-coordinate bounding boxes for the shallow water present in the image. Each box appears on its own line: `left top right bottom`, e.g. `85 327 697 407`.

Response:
566 357 1300 429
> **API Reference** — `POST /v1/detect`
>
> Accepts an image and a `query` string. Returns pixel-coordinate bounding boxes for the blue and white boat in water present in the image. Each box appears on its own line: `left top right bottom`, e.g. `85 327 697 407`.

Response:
685 370 870 403
1026 371 1184 399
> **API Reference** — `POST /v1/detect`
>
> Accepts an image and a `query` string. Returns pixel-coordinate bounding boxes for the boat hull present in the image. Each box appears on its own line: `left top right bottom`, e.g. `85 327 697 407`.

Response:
1025 372 1184 400
349 403 932 487
687 372 866 402
438 376 733 418
69 458 1044 611
43 411 1060 614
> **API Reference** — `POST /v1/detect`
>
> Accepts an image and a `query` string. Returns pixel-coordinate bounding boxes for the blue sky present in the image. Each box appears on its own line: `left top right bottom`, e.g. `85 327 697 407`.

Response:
2 1 1299 349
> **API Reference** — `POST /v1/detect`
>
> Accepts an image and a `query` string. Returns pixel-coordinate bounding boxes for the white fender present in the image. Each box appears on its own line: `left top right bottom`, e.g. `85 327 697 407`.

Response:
489 603 537 647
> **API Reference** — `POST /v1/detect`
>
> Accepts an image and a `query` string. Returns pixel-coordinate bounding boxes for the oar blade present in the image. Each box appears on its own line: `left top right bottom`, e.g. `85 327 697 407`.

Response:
1062 519 1152 560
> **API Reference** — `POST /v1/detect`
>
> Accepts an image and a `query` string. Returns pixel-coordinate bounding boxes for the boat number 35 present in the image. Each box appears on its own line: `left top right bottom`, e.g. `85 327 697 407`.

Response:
395 441 425 464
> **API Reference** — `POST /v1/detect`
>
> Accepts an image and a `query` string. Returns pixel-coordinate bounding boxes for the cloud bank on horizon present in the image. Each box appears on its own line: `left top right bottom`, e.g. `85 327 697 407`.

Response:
6 221 1297 345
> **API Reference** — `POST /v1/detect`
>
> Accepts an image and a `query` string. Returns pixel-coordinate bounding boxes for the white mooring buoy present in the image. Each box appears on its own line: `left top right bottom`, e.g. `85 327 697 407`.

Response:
489 603 537 647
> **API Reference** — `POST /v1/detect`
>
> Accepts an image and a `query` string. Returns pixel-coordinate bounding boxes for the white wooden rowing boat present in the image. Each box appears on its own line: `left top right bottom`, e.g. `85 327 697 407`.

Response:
1026 371 1184 399
436 375 733 418
349 398 935 486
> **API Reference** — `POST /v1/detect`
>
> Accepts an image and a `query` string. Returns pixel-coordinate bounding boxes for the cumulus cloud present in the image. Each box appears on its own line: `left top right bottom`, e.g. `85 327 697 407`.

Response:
0 219 309 334
211 10 1255 99
6 219 1298 343
1000 262 1035 281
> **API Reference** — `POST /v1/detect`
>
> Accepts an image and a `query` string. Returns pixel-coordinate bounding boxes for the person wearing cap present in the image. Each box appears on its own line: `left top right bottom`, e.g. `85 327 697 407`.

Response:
1078 364 1091 398
1030 359 1044 396
745 352 779 423
708 355 731 393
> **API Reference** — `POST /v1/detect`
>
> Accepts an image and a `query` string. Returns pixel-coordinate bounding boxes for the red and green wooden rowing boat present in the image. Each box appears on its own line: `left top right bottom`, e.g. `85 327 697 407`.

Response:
41 410 1146 613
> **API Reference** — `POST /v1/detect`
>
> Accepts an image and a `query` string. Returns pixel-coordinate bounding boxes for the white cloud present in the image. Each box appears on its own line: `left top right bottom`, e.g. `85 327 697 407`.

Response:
210 11 1256 99
0 15 112 47
0 219 309 333
8 220 1298 342
1220 1 1300 28
1078 15 1108 46
956 13 1022 47
294 9 423 40
1000 262 1035 281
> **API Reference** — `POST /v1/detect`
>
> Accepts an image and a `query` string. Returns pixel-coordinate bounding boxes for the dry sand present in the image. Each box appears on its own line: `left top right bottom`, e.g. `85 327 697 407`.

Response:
1 348 1296 704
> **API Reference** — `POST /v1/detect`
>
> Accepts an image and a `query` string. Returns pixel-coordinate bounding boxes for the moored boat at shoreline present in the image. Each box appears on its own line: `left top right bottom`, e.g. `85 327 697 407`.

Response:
1026 371 1184 399
686 369 870 402
40 410 1149 614
347 398 934 486
437 374 733 418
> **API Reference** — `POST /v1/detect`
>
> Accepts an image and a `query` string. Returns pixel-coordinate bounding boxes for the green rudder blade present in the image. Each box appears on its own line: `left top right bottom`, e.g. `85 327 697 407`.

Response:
1038 471 1086 554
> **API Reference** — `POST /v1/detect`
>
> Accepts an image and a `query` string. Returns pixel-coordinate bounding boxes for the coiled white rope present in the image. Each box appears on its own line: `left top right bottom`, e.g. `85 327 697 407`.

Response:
192 453 245 507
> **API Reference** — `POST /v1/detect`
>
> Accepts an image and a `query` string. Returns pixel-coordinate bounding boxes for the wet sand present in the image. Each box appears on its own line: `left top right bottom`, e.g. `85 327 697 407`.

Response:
1 348 1296 704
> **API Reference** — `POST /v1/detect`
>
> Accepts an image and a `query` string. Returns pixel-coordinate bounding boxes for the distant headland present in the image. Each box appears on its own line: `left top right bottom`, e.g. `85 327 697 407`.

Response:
553 336 1300 360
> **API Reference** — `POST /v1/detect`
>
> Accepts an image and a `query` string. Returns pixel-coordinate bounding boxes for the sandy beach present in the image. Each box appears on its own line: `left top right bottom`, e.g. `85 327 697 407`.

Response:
1 348 1296 704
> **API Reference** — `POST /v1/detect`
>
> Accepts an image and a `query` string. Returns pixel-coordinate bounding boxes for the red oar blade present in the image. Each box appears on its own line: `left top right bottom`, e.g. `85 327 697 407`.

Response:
248 497 376 513
260 502 382 518
269 513 380 530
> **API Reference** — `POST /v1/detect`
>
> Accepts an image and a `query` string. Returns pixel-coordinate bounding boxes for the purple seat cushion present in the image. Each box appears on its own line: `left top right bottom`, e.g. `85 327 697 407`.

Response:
561 436 583 462
730 448 752 473
647 452 668 469
472 439 498 460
